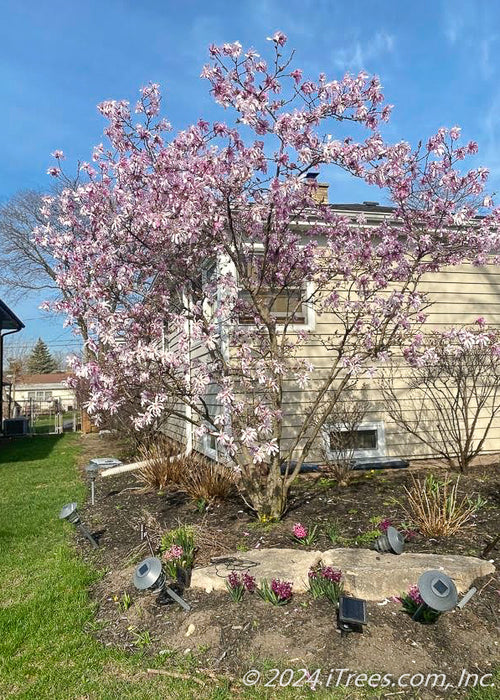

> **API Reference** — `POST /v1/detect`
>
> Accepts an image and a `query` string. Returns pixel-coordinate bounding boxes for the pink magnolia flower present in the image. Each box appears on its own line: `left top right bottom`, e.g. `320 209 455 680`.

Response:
267 31 287 46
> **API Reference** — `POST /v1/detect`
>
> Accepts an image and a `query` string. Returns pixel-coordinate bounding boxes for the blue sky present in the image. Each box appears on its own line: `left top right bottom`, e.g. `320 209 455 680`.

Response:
1 0 499 355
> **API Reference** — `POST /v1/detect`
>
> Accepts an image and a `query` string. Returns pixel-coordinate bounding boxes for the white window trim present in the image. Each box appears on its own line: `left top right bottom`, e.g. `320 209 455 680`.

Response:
234 242 316 332
322 420 386 462
201 425 219 461
238 281 316 331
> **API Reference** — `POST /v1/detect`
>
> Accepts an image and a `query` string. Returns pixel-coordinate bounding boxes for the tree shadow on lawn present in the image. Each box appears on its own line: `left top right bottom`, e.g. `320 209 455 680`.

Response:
0 434 66 464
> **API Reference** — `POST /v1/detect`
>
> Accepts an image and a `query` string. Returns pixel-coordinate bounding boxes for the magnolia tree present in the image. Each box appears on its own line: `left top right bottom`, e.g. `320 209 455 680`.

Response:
37 33 500 519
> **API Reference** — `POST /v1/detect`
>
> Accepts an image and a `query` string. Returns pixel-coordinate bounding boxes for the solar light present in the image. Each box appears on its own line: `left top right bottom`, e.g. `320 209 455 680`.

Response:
85 457 123 505
374 526 405 555
412 569 458 621
59 502 99 548
133 557 191 611
338 595 367 636
457 586 477 609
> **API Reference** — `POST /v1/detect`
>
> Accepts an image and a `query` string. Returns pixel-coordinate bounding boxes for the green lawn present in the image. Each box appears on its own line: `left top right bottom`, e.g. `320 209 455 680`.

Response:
0 435 496 699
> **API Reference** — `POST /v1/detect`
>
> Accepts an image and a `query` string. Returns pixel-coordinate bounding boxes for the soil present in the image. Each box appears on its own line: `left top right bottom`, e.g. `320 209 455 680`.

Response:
75 434 500 697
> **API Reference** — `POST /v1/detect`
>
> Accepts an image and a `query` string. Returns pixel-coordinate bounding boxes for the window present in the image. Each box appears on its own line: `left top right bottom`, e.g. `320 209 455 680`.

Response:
238 286 307 325
202 262 218 320
323 421 386 461
200 392 220 460
330 427 377 452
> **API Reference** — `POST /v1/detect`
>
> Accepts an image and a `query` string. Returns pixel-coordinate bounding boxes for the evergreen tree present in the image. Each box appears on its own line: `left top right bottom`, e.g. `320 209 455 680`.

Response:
26 338 57 374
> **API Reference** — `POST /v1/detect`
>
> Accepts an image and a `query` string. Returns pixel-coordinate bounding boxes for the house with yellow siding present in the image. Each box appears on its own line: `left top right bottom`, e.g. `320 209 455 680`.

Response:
164 195 500 466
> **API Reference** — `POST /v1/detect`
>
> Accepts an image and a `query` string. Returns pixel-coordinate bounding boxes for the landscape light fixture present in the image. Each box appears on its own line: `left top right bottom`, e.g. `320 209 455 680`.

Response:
133 557 191 611
338 595 367 636
374 526 405 555
457 586 477 609
85 457 123 505
59 502 99 548
412 569 458 621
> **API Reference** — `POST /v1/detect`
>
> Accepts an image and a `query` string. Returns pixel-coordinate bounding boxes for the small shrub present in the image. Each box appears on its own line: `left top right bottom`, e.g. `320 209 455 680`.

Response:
225 570 256 602
403 474 481 537
321 397 368 486
308 564 343 604
136 437 184 490
257 578 293 605
178 453 234 504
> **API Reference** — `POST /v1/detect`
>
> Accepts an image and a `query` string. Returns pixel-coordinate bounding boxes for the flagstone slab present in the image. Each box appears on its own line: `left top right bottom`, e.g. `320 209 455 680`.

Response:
191 549 322 593
319 548 494 600
190 547 495 600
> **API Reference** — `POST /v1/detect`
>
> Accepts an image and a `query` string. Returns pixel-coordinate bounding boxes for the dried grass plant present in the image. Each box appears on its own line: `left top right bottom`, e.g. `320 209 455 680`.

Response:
178 453 235 503
403 473 480 537
135 437 184 491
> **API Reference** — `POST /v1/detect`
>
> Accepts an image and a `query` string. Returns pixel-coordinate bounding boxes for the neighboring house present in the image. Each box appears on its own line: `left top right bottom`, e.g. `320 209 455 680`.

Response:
165 194 500 464
14 373 76 413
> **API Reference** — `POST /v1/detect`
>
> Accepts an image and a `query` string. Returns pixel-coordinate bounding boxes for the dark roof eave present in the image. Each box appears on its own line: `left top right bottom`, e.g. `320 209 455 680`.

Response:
0 298 25 332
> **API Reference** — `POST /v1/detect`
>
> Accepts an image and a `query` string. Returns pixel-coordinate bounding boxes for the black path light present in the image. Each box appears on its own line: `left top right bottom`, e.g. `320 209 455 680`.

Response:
412 569 458 621
85 457 123 505
338 595 367 636
133 557 191 611
374 526 405 555
59 502 99 548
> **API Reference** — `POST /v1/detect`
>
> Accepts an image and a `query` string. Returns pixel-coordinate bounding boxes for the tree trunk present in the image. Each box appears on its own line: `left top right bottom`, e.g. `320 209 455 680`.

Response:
240 455 290 521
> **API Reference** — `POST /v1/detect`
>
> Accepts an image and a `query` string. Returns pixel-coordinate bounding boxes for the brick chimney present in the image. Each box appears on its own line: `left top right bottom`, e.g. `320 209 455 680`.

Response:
314 182 329 204
305 172 329 204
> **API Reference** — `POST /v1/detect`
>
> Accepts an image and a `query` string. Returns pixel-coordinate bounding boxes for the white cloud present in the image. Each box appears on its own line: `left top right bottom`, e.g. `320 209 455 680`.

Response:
479 36 498 79
478 92 500 178
442 0 498 79
331 30 395 73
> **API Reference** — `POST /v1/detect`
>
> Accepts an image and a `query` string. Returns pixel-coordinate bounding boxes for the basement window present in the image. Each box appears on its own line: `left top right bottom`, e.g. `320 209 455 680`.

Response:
323 421 386 461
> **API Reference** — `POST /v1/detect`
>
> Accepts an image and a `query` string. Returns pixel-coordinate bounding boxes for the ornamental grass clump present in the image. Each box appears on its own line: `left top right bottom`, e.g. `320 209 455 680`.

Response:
257 578 293 606
225 570 257 602
292 522 318 545
403 474 481 537
308 563 344 604
136 437 184 491
401 584 440 624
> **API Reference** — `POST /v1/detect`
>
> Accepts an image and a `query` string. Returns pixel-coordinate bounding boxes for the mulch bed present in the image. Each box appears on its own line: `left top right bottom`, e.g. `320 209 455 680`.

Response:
75 435 500 696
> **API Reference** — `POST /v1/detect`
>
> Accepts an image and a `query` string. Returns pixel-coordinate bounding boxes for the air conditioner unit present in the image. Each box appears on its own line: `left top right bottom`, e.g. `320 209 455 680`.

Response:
3 418 30 436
